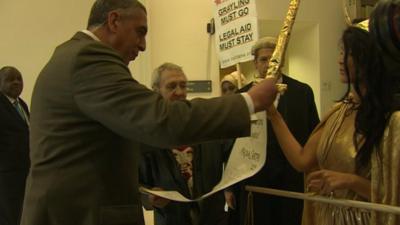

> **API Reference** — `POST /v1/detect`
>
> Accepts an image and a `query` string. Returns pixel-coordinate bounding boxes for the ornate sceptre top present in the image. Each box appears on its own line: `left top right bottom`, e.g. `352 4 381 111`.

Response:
264 0 301 93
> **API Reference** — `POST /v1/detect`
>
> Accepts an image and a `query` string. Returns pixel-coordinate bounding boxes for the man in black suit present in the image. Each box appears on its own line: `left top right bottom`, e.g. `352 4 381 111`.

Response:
140 63 230 225
0 66 30 225
236 37 320 225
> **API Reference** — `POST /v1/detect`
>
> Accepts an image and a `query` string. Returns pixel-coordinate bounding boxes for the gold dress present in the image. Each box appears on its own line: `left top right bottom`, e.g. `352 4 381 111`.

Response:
305 100 371 225
371 111 400 225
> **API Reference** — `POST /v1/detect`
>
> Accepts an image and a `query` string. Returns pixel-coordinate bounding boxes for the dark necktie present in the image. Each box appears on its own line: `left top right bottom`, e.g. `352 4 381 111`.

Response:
13 100 26 122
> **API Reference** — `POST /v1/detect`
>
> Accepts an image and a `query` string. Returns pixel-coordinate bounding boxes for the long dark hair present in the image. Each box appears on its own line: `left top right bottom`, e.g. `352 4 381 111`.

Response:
340 26 397 172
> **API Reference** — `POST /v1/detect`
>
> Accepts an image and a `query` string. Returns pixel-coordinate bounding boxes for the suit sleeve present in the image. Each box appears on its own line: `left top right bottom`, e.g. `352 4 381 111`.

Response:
71 43 251 148
139 149 156 210
139 151 154 187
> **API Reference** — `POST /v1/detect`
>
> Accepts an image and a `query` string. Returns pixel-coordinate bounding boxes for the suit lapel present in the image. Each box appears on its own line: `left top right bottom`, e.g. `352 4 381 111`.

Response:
18 98 30 119
0 93 27 126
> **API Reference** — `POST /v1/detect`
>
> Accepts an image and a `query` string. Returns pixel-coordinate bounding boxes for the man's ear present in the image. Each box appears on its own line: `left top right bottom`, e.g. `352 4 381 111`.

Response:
106 11 122 33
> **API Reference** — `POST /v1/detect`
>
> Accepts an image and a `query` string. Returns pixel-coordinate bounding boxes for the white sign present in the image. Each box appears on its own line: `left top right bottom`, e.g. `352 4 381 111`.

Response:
140 112 267 202
213 0 259 68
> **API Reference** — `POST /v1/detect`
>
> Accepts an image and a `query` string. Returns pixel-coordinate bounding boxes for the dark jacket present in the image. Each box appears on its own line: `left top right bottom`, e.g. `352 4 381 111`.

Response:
0 93 30 225
139 141 233 225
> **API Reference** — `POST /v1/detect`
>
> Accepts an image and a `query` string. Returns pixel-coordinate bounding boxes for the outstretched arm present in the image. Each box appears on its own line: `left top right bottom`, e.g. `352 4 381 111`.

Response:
267 106 320 172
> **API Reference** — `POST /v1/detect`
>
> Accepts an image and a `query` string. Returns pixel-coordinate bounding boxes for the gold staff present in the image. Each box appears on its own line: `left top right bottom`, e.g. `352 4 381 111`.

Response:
264 0 301 93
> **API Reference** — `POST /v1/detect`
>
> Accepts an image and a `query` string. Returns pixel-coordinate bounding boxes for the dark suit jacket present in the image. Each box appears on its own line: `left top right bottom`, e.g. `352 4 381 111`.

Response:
237 75 320 225
21 32 251 225
139 141 232 225
0 93 30 225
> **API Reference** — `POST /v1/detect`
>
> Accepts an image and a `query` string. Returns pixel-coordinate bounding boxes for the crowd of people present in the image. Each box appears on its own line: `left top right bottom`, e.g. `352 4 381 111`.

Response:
1 0 400 225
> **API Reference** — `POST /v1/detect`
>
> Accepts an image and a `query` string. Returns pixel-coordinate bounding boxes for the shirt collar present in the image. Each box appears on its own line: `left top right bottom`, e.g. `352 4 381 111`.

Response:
81 30 101 42
4 94 17 104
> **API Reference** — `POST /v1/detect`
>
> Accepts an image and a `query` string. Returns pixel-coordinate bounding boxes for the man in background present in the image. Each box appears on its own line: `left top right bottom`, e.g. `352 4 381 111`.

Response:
0 66 30 225
237 37 319 225
140 62 230 225
220 71 247 96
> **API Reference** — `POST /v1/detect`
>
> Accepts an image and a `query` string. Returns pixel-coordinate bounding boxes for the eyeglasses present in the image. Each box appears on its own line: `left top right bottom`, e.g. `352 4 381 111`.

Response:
165 82 187 92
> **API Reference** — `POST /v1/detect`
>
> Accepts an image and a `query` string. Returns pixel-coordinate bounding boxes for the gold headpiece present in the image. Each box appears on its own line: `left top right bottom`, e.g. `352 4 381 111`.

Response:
355 19 369 32
342 0 369 32
221 71 247 88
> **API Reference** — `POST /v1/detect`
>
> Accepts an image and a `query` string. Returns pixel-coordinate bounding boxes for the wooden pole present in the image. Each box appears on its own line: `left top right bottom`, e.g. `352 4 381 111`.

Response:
236 63 242 89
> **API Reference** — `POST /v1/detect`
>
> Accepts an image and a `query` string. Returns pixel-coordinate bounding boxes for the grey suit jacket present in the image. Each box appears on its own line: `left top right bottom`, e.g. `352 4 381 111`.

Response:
21 32 250 225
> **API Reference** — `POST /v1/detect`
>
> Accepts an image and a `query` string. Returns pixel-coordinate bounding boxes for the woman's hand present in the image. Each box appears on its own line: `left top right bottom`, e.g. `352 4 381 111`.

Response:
307 169 371 199
306 169 354 195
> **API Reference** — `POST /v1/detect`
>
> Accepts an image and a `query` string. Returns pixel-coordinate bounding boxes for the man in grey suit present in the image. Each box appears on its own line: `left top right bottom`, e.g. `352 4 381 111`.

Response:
20 1 277 225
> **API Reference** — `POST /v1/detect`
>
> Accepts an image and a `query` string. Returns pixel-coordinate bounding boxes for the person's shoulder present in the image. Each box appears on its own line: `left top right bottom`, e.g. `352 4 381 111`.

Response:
282 74 313 92
77 37 121 60
282 74 308 86
18 97 28 107
57 32 96 51
59 32 121 61
388 111 400 126
382 111 400 144
0 92 6 101
70 33 127 72
51 32 118 67
0 93 8 109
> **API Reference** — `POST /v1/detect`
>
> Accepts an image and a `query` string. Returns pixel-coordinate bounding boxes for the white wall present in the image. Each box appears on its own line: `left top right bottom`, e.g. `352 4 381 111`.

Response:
0 0 149 105
146 0 220 98
287 23 320 113
253 0 347 115
1 0 347 114
0 0 93 105
293 0 347 114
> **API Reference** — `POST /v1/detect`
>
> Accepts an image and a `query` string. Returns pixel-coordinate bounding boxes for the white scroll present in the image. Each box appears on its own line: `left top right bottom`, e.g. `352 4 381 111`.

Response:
140 111 267 202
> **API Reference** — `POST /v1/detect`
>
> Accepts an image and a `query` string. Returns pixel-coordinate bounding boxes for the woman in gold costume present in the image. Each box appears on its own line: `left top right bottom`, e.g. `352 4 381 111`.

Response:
267 24 400 225
369 1 400 224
